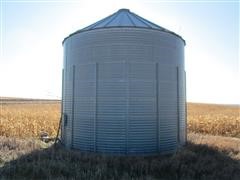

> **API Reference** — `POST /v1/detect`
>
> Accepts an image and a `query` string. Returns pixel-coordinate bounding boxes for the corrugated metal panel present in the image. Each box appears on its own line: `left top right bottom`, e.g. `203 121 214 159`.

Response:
128 63 157 154
158 64 178 152
63 65 73 148
96 62 126 153
62 26 185 154
178 67 186 145
73 64 96 151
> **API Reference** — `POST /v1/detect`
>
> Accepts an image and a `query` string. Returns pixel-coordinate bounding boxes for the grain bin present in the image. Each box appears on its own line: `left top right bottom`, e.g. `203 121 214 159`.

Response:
61 9 186 155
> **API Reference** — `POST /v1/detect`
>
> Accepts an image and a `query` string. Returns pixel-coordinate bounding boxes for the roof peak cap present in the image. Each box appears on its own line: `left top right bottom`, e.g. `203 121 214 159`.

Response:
118 8 130 12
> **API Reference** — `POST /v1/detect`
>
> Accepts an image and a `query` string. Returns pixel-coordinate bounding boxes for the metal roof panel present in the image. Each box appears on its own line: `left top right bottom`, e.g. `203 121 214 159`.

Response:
82 9 167 30
63 9 185 45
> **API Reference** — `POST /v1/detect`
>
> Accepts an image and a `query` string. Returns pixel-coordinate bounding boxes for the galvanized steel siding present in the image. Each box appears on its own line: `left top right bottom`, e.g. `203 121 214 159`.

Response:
73 64 96 151
62 28 185 154
178 67 187 144
96 63 126 153
158 64 178 152
63 65 73 148
128 63 157 154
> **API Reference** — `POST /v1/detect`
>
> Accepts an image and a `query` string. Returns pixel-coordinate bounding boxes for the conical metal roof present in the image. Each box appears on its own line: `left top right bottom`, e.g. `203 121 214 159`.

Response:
63 9 185 44
81 9 168 31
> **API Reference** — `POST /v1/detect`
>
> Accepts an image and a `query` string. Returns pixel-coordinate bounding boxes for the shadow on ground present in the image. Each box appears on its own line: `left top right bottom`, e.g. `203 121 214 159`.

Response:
0 141 239 180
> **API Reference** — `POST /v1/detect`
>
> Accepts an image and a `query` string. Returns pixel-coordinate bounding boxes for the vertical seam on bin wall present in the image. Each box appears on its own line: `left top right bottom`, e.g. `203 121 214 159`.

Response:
176 66 180 144
125 62 129 154
158 63 161 152
63 42 68 145
156 63 159 152
184 70 187 143
71 65 75 148
94 63 98 152
61 69 64 141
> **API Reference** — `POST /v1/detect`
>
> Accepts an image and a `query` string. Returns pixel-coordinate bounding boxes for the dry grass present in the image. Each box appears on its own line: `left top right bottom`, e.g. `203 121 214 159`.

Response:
0 100 239 139
187 103 240 138
188 133 240 160
0 133 239 179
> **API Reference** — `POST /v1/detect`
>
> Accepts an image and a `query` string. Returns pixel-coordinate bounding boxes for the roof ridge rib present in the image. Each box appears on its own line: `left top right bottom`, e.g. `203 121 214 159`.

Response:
129 11 152 28
82 11 117 30
126 12 136 27
103 11 120 27
131 11 168 31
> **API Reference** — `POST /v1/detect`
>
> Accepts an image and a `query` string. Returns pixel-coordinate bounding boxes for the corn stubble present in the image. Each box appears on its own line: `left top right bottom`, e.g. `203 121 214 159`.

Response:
0 102 239 138
187 103 240 138
0 103 60 138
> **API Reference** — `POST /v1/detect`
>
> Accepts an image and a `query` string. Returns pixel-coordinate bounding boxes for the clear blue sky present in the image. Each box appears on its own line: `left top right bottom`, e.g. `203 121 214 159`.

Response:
0 0 239 104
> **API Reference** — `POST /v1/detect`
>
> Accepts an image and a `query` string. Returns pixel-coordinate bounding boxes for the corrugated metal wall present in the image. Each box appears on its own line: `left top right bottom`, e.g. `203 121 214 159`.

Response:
158 64 178 153
73 64 96 151
178 67 187 145
62 28 186 154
